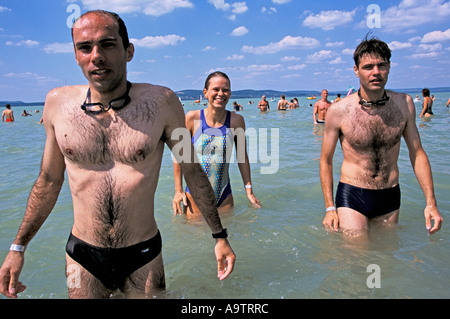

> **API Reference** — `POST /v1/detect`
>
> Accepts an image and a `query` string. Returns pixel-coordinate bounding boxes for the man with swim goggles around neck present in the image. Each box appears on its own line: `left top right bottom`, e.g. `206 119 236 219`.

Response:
81 81 132 114
0 10 235 299
320 35 442 239
358 89 389 107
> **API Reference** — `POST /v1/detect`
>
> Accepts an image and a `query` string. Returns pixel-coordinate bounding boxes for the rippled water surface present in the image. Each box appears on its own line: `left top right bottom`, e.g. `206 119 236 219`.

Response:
1 91 449 299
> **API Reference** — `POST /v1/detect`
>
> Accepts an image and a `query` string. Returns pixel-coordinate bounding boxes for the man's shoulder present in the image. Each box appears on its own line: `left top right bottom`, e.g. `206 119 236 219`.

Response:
48 84 86 98
133 82 175 96
185 109 200 121
45 85 86 106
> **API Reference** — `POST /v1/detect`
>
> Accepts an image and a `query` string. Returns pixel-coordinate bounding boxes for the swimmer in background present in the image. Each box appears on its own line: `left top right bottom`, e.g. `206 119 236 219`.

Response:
21 110 32 117
233 101 243 111
277 95 289 110
258 95 270 112
419 88 433 118
2 104 14 122
313 89 331 124
173 71 261 217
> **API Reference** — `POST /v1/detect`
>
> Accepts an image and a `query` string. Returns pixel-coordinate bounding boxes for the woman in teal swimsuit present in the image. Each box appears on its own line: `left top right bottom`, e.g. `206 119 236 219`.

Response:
172 71 260 216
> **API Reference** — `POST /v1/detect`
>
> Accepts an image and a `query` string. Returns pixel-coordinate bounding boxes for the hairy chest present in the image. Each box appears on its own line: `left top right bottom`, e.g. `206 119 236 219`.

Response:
341 104 406 154
55 100 162 166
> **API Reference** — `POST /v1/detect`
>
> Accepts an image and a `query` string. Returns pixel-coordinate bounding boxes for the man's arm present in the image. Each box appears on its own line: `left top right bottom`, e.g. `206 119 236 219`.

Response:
0 90 66 298
163 89 235 279
313 102 318 124
319 106 341 232
402 95 443 234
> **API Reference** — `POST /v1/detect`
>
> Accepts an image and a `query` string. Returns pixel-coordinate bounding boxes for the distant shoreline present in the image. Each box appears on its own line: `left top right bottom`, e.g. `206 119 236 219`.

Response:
2 86 449 106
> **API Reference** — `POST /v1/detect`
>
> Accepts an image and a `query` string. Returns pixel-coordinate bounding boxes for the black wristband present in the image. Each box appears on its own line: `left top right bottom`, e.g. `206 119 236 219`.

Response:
212 228 228 239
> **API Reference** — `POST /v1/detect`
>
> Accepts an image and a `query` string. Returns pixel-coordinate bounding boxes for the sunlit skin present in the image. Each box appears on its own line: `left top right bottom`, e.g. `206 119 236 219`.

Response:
320 52 443 238
72 13 134 103
354 53 390 101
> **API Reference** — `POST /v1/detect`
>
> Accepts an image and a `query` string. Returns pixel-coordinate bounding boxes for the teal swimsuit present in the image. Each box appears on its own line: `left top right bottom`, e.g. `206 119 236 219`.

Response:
186 109 233 206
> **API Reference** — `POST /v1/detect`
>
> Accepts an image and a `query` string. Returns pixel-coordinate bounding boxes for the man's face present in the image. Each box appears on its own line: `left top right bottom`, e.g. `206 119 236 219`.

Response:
73 13 134 93
354 53 390 93
321 90 328 100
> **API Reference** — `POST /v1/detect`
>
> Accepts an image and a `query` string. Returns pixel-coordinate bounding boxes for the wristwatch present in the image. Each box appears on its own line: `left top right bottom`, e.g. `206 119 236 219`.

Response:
212 228 228 239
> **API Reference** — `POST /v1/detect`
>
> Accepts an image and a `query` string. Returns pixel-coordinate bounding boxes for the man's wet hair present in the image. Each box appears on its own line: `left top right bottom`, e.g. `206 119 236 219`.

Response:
71 10 130 50
353 33 391 68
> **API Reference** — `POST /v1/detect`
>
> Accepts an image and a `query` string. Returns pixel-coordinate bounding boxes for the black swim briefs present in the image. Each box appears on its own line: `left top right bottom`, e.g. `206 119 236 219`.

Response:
66 230 162 291
335 182 401 219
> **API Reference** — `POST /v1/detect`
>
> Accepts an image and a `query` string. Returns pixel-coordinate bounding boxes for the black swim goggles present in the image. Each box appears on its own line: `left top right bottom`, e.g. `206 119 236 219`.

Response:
358 89 390 107
81 81 132 114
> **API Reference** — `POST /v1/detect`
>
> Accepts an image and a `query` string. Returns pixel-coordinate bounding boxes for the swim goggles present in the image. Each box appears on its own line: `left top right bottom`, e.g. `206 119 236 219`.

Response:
81 81 132 114
358 89 390 107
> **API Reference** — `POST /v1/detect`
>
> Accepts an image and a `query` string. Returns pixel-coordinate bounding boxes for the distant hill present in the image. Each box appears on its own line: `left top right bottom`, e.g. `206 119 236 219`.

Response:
2 87 449 105
175 89 323 101
0 101 45 107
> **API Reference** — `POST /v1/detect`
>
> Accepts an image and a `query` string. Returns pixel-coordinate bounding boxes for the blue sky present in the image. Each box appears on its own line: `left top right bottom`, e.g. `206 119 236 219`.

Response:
0 0 449 102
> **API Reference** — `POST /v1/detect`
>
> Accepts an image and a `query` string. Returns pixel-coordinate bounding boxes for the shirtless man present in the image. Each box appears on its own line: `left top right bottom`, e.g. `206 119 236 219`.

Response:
258 95 270 112
313 90 331 124
2 104 14 122
0 10 235 299
320 37 443 237
277 95 289 110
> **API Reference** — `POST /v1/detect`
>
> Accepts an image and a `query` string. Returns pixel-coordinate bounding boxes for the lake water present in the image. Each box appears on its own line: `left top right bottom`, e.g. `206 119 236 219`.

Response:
1 90 449 299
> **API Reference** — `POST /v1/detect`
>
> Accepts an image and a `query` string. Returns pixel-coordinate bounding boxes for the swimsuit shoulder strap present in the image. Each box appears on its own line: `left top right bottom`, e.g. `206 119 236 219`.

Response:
225 110 231 128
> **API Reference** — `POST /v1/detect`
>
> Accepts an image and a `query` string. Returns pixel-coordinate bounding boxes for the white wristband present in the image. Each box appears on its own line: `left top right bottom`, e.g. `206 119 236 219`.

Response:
326 206 336 212
244 184 252 189
10 244 26 252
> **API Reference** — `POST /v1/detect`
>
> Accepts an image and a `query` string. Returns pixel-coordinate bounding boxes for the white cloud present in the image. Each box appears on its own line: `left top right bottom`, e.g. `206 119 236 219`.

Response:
421 28 450 43
232 2 248 15
202 46 216 51
329 56 344 64
0 6 12 12
209 0 247 20
227 54 244 60
408 52 440 59
231 26 248 37
388 41 413 50
246 64 283 72
43 42 73 54
80 0 193 16
242 35 319 54
306 50 336 63
208 0 230 11
325 41 345 48
272 0 290 4
418 43 443 52
378 0 450 31
261 7 277 14
281 56 300 62
341 48 354 55
303 9 356 31
287 64 307 70
131 35 186 48
4 72 58 84
5 39 39 47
